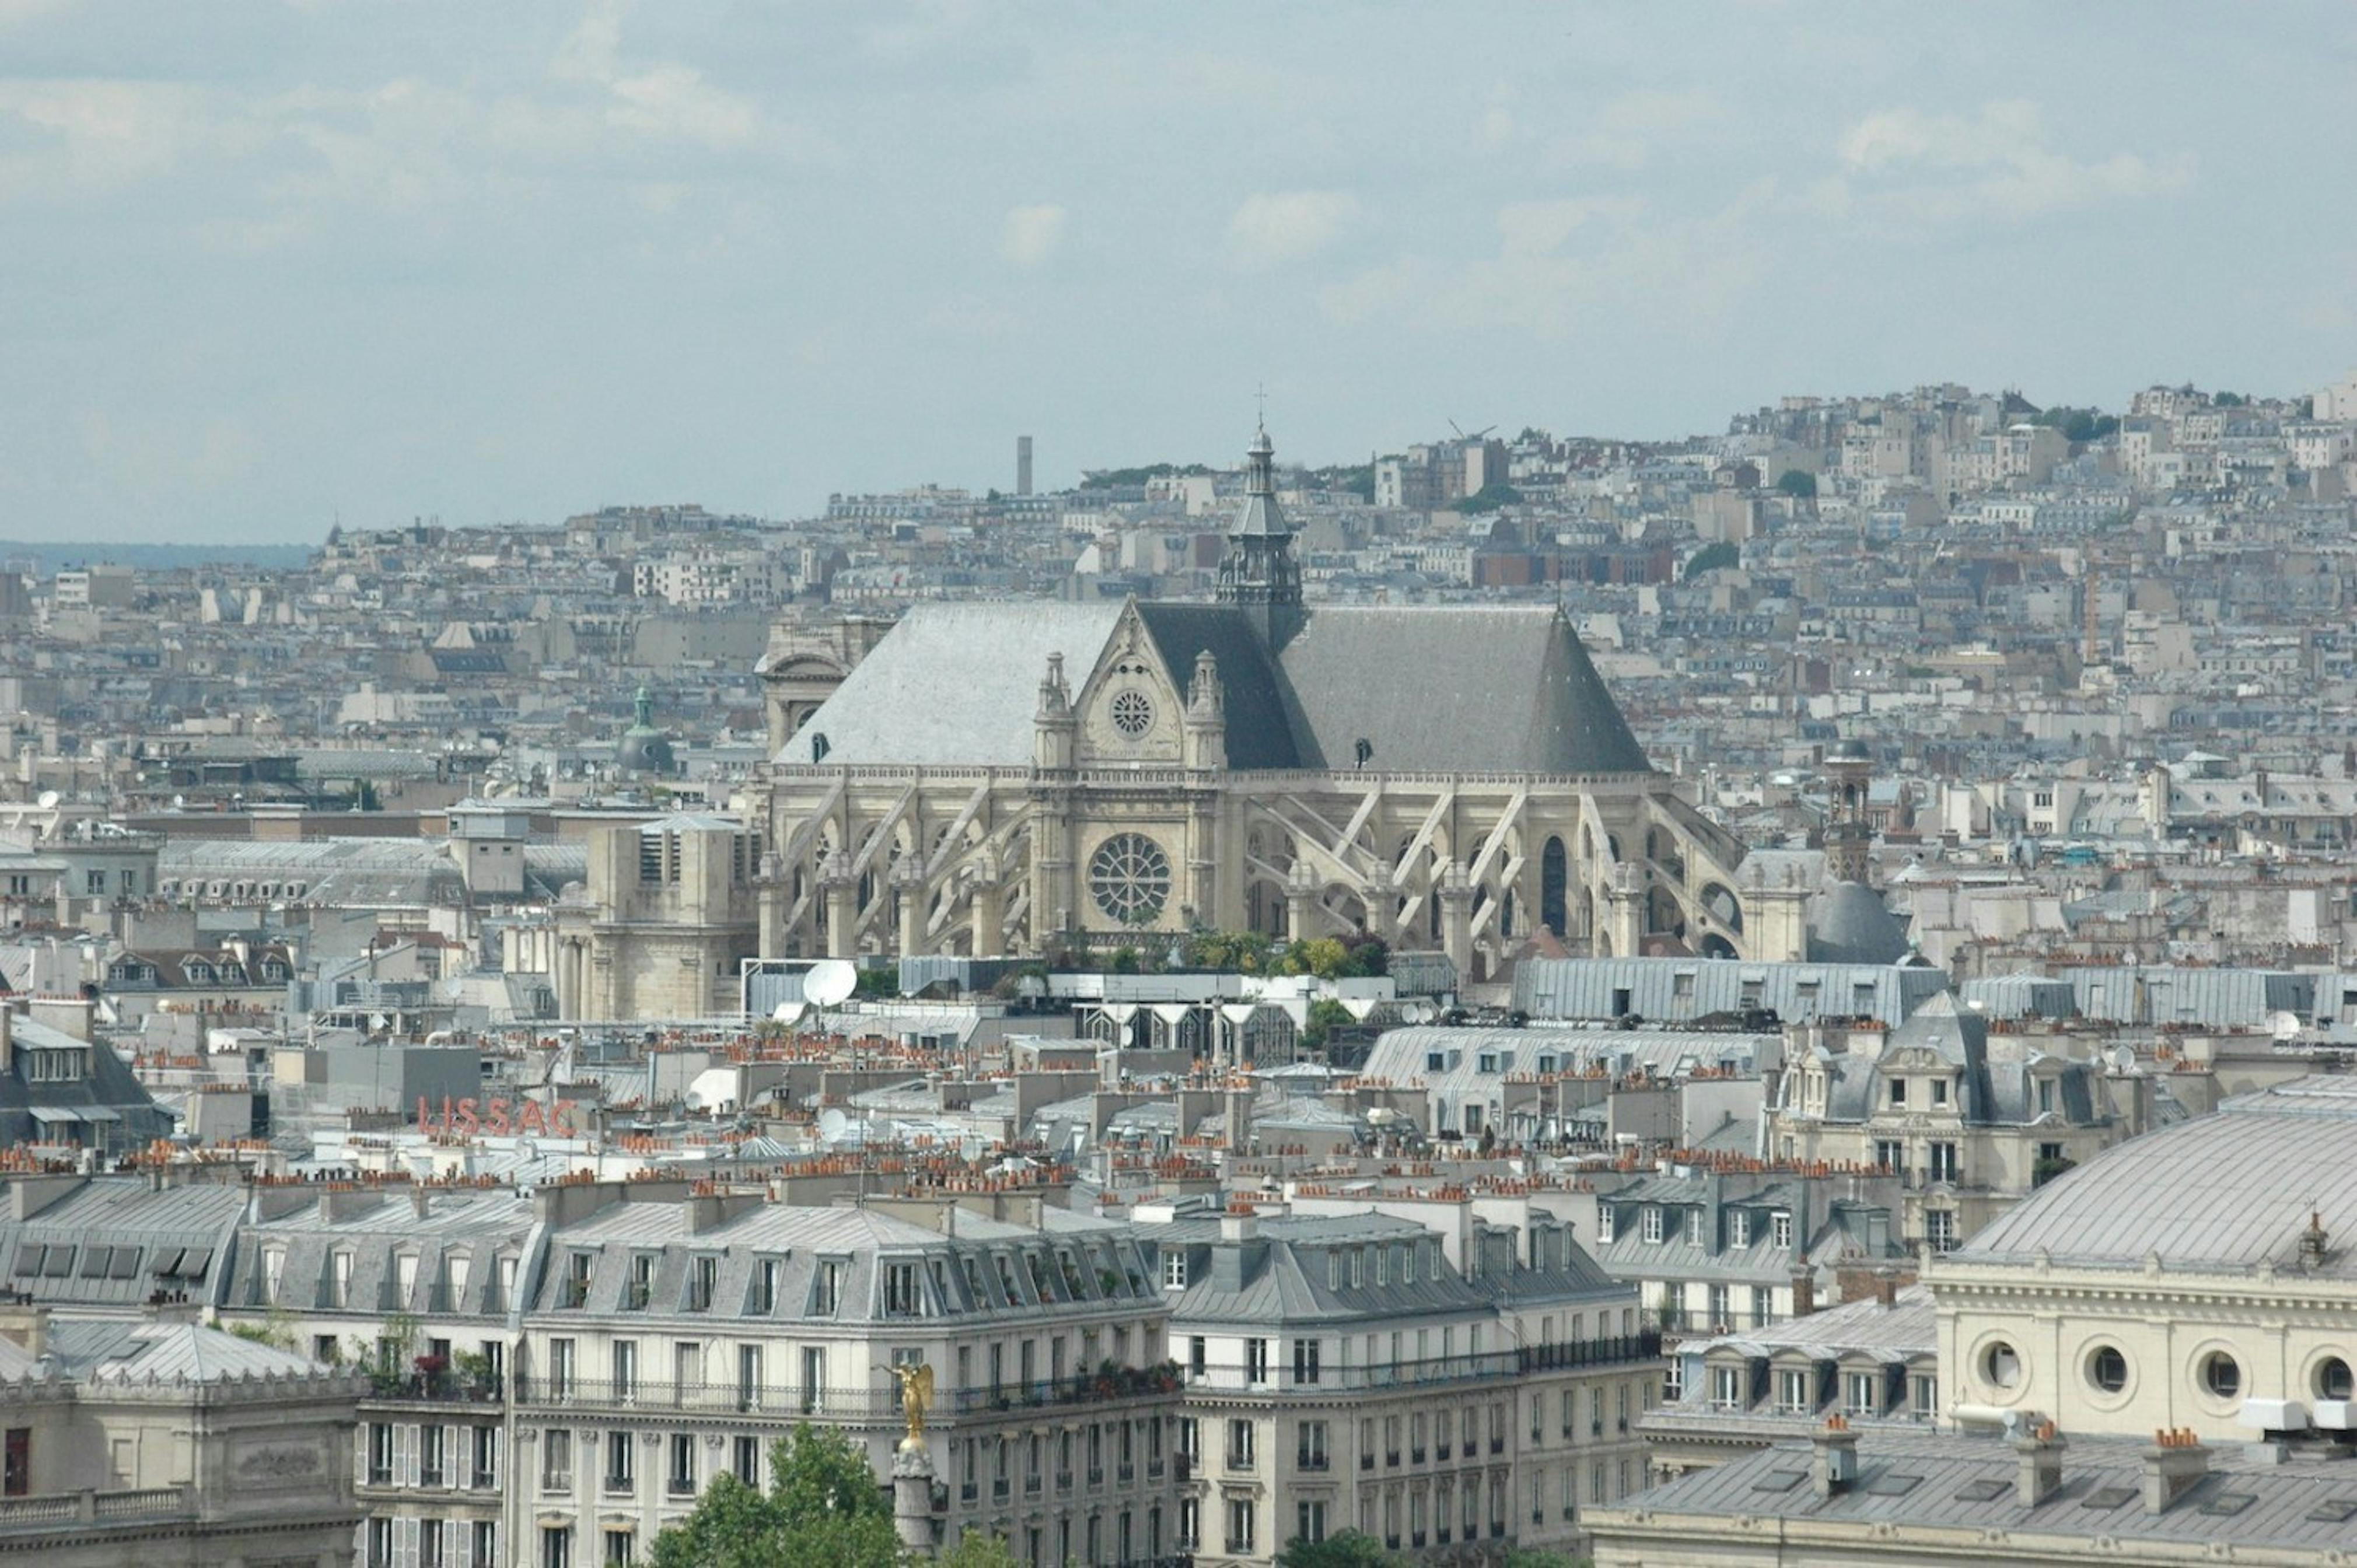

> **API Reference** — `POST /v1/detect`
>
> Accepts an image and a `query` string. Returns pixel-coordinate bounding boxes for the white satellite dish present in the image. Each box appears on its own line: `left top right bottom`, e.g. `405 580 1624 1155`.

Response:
36 790 59 810
771 1000 806 1027
803 959 857 1009
2271 1010 2304 1042
817 1108 851 1142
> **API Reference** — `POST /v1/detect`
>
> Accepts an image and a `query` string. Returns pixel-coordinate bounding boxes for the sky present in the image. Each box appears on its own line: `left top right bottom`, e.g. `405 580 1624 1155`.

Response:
4 1 2355 543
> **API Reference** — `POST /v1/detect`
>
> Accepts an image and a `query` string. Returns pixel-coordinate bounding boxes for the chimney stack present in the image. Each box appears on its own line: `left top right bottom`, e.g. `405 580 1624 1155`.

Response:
0 1002 13 1073
1874 1267 1899 1308
2141 1429 2209 1514
1811 1415 1859 1499
1789 1264 1815 1318
2013 1419 2065 1508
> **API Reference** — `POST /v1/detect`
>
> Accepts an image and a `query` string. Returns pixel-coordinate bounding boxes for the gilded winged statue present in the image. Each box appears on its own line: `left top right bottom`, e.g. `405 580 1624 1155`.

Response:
889 1360 934 1443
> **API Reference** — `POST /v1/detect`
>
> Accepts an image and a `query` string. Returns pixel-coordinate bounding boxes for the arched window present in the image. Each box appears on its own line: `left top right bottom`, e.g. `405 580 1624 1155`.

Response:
1540 838 1568 936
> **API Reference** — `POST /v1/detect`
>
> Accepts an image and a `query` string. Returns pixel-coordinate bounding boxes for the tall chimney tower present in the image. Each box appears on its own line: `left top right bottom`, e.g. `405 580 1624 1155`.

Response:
1016 435 1034 497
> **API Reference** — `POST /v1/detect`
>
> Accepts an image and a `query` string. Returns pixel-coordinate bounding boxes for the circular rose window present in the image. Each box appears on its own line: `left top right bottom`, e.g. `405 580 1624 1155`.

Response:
1089 832 1171 925
1110 689 1155 738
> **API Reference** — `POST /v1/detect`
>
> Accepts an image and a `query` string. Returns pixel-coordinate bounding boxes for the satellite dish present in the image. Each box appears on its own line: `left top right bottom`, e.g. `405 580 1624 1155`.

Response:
817 1108 851 1142
803 960 856 1009
35 790 59 810
2271 1010 2304 1042
771 1000 807 1027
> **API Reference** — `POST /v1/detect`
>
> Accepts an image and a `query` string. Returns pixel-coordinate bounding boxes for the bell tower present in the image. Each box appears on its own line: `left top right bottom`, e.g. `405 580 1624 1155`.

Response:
1215 424 1302 642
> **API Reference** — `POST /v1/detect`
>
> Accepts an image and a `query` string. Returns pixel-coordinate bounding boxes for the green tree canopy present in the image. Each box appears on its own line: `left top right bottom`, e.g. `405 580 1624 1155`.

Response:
1279 1531 1404 1568
1454 482 1524 513
648 1426 900 1568
1683 541 1741 580
1774 468 1817 499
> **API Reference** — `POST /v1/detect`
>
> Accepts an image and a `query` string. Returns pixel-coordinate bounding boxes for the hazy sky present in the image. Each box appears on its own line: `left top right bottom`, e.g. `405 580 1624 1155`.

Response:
5 1 2355 542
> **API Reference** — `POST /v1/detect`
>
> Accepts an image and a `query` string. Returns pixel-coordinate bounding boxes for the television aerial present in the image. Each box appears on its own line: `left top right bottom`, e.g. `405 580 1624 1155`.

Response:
1447 419 1496 440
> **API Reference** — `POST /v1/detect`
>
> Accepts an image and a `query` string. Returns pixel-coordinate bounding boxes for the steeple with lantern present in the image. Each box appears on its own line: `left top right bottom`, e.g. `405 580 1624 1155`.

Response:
1215 421 1302 642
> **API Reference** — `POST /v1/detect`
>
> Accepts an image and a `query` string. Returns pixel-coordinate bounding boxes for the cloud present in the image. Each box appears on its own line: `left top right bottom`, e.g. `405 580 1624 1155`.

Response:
1832 100 2192 224
1554 88 1722 169
552 0 629 85
1227 189 1356 267
0 79 215 196
1000 202 1065 268
1328 186 1770 342
548 0 770 150
606 65 760 148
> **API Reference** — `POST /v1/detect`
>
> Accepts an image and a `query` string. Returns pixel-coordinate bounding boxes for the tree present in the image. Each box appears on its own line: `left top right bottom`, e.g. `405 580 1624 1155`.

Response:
937 1531 1022 1568
648 1425 900 1568
1302 998 1355 1051
1683 541 1740 580
1501 1551 1595 1568
1278 1531 1402 1568
1774 468 1817 499
1455 482 1523 514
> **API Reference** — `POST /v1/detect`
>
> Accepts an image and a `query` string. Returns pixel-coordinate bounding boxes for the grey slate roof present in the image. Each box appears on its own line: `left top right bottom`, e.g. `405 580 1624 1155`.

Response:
1687 1282 1936 1363
772 598 1650 776
0 1175 243 1308
1949 1074 2357 1278
47 1317 329 1382
774 601 1124 766
1514 957 1951 1025
1270 605 1650 774
1135 603 1300 769
1600 1427 2357 1558
0 1016 174 1153
1807 881 1910 966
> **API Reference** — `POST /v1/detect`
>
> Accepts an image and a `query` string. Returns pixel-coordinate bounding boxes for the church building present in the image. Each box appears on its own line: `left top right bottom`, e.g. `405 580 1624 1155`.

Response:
755 427 1778 977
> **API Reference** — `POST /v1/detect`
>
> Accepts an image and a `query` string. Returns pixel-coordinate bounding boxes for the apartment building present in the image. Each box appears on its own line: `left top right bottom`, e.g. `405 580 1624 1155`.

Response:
1141 1208 1659 1565
1766 993 2122 1250
510 1188 1183 1568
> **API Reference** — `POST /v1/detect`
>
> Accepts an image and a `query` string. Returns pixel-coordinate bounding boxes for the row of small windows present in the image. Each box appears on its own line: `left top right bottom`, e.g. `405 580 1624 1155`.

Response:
1977 1339 2355 1404
156 880 307 901
1598 1205 1794 1250
13 1242 208 1282
554 1245 1145 1317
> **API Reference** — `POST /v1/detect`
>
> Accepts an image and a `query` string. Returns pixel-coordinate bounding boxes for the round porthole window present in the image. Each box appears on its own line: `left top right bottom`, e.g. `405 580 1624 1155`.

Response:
1982 1341 2021 1391
1110 690 1155 738
2316 1357 2353 1401
1089 833 1171 926
2087 1346 2129 1394
2200 1352 2242 1400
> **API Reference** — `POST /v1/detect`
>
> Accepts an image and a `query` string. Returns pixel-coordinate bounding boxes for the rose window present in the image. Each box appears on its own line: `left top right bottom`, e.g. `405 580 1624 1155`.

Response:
1110 690 1155 738
1089 832 1171 925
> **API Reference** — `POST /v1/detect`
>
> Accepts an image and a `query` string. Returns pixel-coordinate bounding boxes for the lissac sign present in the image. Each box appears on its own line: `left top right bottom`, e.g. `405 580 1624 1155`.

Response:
414 1095 583 1138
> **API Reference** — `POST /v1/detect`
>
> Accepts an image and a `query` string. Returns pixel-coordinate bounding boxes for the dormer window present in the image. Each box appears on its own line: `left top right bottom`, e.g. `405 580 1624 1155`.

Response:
811 1259 844 1317
1771 1212 1794 1250
1595 1208 1616 1245
1729 1210 1752 1248
1641 1208 1665 1245
1887 1079 1906 1107
1930 1078 1949 1106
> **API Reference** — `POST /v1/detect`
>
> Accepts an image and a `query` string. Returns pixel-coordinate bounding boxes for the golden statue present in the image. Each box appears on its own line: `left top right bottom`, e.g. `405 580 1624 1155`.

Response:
888 1360 934 1446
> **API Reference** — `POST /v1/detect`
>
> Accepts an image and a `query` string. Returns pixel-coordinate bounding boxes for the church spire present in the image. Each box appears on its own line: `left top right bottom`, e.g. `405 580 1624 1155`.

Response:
1216 422 1301 637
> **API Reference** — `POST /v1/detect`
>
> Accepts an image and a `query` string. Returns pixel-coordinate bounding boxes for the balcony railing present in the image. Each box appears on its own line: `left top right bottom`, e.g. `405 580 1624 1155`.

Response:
1180 1334 1661 1398
0 1487 188 1530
